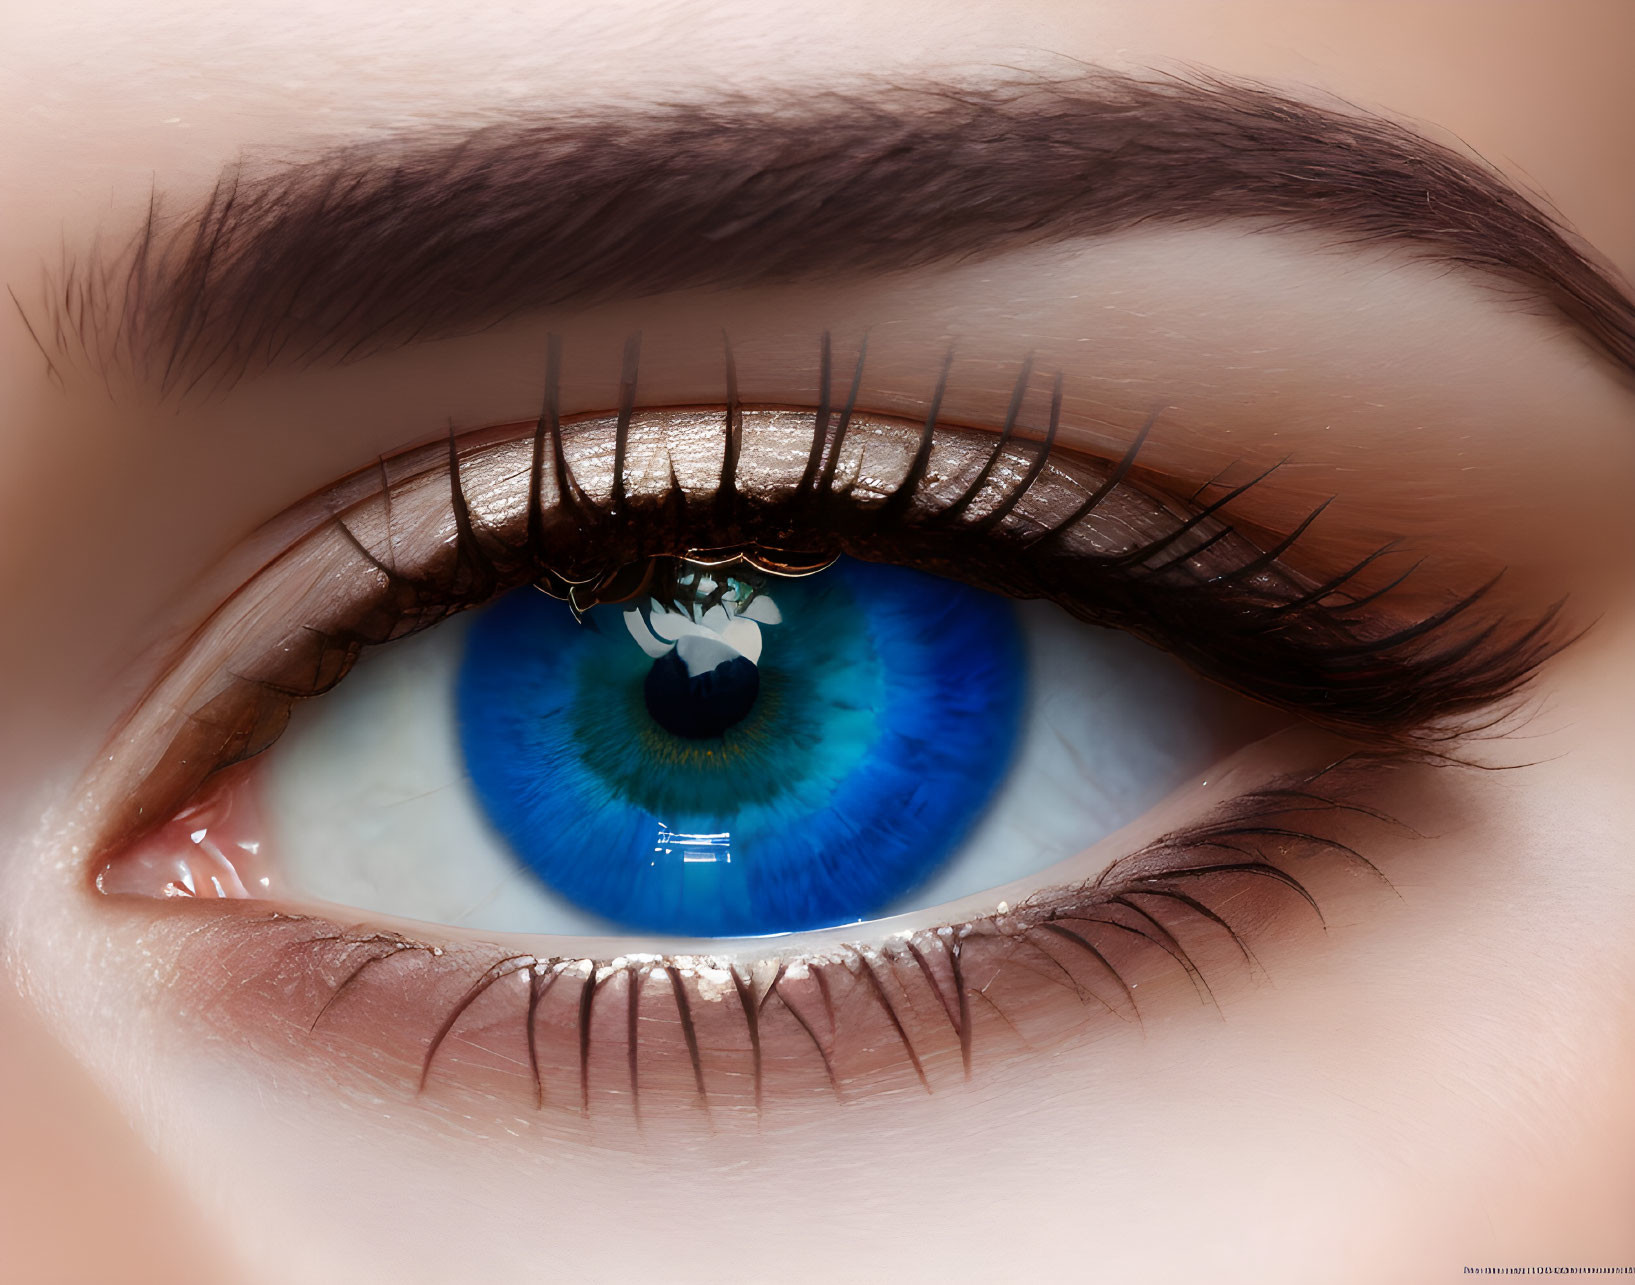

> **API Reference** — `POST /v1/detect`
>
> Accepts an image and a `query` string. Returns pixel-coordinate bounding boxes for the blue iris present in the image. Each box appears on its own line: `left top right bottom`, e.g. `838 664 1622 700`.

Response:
456 557 1024 936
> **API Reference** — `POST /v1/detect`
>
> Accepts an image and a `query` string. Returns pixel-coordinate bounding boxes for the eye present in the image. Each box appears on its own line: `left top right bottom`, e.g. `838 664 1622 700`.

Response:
85 344 1559 1113
197 555 1259 937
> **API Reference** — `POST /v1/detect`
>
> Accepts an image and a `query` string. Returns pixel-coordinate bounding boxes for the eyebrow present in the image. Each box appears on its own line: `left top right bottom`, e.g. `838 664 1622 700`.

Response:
27 70 1635 394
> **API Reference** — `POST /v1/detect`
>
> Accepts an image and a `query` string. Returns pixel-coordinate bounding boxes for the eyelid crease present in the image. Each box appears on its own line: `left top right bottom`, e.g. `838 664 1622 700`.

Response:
79 346 1566 869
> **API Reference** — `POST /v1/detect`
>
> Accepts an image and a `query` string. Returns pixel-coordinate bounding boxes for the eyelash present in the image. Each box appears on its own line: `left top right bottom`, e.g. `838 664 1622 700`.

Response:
90 332 1563 862
83 331 1568 1118
186 750 1402 1117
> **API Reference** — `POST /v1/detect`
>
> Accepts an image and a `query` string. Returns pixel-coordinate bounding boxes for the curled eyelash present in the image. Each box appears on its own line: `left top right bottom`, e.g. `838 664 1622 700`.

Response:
402 331 1556 717
261 752 1408 1117
487 333 1564 753
88 329 1568 865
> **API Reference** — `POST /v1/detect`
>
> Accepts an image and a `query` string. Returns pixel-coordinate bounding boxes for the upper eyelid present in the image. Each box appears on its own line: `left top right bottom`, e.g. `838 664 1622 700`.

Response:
20 70 1635 397
79 387 1564 873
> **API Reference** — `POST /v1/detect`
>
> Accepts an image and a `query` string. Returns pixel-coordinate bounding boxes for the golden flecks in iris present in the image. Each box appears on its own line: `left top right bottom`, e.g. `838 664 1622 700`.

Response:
631 680 786 769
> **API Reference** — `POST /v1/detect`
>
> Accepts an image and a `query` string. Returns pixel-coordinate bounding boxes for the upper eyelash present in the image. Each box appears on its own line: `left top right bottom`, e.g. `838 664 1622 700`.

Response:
85 329 1566 864
529 333 1564 746
455 329 1564 743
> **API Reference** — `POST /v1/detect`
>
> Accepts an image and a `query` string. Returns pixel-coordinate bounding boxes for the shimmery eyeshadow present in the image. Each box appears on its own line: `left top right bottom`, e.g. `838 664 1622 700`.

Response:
81 390 1558 866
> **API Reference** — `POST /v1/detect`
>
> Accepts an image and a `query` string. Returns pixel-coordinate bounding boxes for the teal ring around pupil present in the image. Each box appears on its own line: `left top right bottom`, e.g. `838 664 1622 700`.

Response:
456 556 1026 936
570 579 883 817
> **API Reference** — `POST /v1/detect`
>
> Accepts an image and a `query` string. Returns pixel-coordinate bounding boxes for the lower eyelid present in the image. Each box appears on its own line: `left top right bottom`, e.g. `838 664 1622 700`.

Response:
95 751 1412 1127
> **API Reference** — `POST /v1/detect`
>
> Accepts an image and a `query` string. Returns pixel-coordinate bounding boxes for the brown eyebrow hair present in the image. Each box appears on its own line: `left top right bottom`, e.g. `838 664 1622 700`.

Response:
26 70 1635 394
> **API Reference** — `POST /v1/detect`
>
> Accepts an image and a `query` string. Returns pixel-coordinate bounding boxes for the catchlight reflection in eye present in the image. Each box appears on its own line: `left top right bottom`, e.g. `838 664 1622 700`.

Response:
255 554 1259 939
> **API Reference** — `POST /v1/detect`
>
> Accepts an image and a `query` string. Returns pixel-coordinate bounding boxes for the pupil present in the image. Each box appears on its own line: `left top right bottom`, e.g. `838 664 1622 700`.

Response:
643 645 760 738
624 563 776 740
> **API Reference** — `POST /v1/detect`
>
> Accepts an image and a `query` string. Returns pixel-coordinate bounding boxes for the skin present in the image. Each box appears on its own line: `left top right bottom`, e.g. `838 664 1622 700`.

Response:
2 2 1633 1282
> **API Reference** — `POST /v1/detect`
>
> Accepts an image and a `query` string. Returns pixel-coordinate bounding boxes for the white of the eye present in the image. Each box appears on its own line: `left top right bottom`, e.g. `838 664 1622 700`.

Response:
262 597 1248 935
265 615 618 935
880 602 1234 913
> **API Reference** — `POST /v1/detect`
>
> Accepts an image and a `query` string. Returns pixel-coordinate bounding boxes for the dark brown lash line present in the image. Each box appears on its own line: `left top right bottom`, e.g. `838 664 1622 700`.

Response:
507 329 1563 744
108 324 1567 862
294 754 1406 1115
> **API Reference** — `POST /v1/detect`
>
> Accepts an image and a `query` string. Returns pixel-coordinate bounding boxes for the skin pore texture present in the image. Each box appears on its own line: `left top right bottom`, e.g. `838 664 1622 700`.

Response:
2 2 1634 1284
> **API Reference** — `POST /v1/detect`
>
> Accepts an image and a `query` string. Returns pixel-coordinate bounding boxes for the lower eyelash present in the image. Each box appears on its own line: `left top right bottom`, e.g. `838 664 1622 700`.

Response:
160 751 1411 1121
